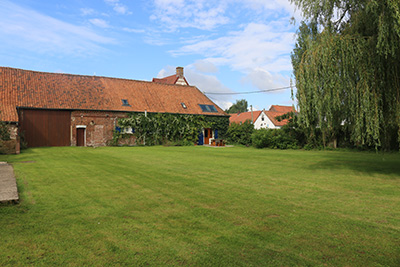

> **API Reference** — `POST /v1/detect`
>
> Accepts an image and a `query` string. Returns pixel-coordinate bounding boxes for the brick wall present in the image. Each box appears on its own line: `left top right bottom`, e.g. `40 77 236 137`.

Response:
71 111 136 147
8 124 18 140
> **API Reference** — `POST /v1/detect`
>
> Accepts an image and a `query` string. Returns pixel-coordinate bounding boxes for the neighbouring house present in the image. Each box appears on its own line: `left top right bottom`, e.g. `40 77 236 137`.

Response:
152 67 189 86
229 105 295 129
0 66 228 152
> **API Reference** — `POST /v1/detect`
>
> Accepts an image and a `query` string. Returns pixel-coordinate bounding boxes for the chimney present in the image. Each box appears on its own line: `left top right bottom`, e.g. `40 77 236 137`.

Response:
176 67 184 78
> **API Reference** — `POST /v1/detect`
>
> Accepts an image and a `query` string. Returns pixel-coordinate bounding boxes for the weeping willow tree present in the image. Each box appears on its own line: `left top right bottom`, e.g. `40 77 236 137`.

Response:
291 0 400 150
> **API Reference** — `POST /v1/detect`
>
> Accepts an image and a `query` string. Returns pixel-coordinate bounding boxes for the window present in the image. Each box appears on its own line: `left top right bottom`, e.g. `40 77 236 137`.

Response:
181 102 187 109
262 116 264 121
199 104 218 113
122 127 134 134
116 126 134 134
122 99 130 106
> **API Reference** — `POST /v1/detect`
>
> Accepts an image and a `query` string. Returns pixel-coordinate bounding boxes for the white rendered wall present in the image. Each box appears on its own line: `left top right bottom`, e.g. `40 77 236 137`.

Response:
253 111 280 129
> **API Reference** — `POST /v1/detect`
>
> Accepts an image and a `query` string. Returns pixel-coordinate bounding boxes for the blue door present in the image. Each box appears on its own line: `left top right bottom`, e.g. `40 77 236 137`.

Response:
198 131 204 145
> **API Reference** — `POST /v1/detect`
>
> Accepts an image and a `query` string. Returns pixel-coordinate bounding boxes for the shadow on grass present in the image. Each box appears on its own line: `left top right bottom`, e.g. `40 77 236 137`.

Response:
308 153 400 178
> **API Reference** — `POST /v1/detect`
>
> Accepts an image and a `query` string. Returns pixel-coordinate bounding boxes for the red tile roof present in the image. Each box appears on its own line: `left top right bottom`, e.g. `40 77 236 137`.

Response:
269 105 295 113
229 111 262 124
152 75 178 84
152 75 189 85
265 111 290 126
0 67 226 122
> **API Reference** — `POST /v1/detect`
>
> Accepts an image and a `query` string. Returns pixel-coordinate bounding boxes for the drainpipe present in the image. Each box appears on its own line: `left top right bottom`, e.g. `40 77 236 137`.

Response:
250 105 253 124
144 109 147 146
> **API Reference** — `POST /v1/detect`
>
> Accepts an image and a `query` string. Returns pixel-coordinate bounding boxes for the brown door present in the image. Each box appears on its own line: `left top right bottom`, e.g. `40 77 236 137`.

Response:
204 128 212 145
76 128 85 146
19 109 71 147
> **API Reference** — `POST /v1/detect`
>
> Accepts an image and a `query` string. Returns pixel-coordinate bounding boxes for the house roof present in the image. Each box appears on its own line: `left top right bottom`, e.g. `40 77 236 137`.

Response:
264 111 290 127
229 111 262 124
152 75 179 84
152 75 189 85
269 105 295 113
0 67 226 122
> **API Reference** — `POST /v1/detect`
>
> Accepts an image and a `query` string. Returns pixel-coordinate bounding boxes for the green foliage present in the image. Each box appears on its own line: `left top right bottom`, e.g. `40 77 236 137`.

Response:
225 99 248 114
252 129 299 149
226 120 254 146
291 0 400 150
0 121 10 141
202 115 230 140
115 113 229 146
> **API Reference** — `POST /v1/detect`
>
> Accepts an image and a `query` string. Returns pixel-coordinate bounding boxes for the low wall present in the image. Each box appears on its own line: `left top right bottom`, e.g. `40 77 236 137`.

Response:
0 139 19 154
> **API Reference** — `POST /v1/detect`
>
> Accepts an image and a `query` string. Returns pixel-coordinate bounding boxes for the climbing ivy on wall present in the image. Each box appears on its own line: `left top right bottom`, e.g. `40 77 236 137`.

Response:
0 112 10 141
114 112 229 146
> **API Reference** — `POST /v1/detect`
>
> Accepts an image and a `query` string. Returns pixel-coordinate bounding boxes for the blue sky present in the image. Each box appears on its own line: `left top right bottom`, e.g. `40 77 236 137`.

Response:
0 0 301 111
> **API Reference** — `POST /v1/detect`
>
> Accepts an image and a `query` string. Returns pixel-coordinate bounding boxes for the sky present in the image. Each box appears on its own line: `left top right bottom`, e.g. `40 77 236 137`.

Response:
0 0 302 111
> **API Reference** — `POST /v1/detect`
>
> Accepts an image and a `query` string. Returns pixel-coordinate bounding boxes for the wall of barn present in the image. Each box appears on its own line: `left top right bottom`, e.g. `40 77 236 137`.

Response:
71 111 136 147
8 124 18 140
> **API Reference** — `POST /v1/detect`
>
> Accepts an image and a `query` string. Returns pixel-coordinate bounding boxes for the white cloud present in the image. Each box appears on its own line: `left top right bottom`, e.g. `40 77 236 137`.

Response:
80 8 95 16
173 22 294 71
241 68 289 91
122 27 145 33
243 0 301 18
150 0 301 31
193 60 218 73
150 0 230 30
89 18 110 28
104 0 131 15
157 65 233 110
0 1 115 56
171 21 295 91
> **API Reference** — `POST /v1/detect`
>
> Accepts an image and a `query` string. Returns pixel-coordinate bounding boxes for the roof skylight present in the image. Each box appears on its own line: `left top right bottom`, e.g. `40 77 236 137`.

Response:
122 99 130 106
199 104 218 113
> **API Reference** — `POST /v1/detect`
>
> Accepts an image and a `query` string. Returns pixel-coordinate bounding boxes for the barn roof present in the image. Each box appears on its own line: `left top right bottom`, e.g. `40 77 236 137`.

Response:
0 67 226 122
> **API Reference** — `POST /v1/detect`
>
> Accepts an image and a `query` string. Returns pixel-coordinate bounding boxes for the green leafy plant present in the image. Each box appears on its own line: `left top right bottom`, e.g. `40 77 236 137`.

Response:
0 115 10 141
252 128 299 149
226 120 254 146
114 112 229 146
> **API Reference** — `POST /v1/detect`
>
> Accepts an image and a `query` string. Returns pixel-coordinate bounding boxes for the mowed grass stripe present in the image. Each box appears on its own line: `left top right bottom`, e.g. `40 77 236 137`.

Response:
0 146 399 266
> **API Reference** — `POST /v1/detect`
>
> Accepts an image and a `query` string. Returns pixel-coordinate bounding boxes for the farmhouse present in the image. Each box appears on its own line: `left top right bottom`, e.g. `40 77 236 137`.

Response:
0 66 228 152
229 105 295 129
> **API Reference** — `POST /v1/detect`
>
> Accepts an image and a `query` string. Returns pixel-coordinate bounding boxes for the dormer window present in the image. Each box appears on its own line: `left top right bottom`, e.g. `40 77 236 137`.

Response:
122 99 130 106
181 102 187 109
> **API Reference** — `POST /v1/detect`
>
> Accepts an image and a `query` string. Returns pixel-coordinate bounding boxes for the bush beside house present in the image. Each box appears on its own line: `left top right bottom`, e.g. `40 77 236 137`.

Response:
226 120 254 146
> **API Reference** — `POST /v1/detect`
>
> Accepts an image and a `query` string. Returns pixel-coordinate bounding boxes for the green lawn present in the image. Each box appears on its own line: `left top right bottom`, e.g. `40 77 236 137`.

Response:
0 146 399 266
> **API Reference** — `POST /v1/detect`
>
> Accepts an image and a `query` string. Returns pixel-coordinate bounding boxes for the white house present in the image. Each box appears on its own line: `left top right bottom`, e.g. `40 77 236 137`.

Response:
229 105 295 129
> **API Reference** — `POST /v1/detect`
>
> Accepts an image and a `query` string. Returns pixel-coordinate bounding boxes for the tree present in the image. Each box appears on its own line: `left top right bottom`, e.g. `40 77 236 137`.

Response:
225 99 248 114
291 0 400 150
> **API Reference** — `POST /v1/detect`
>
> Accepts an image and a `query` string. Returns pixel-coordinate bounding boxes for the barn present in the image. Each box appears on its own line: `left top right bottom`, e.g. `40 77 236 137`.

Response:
0 67 228 152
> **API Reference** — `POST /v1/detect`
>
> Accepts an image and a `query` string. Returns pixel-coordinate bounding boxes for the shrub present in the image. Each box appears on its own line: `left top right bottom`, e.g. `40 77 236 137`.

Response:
252 128 299 149
226 120 254 146
0 121 10 141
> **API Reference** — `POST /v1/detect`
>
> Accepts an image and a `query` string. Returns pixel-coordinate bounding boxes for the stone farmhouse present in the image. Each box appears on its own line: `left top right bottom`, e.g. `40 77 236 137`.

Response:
0 66 228 153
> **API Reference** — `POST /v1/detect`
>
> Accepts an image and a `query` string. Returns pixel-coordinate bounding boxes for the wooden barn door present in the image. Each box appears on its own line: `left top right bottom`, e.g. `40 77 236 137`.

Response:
76 128 85 146
20 109 71 147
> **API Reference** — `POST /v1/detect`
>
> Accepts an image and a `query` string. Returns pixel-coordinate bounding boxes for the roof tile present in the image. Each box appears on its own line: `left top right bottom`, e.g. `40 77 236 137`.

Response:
0 67 226 122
